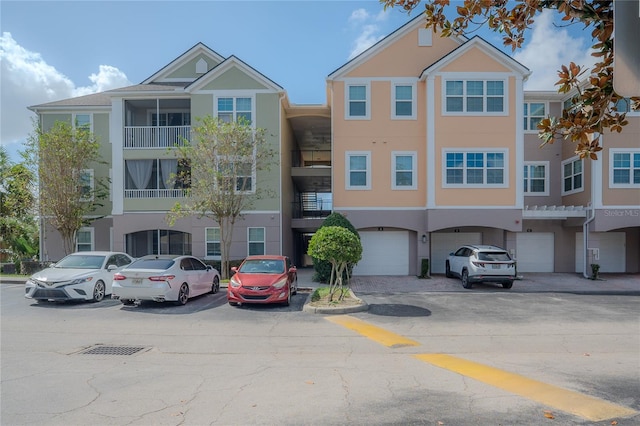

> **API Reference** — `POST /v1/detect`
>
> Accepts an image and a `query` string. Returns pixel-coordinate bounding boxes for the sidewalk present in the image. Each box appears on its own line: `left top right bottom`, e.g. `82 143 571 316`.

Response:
296 267 640 295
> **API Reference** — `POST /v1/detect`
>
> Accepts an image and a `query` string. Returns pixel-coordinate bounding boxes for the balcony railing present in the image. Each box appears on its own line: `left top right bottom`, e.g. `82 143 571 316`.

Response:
124 126 191 148
124 189 187 199
292 202 332 219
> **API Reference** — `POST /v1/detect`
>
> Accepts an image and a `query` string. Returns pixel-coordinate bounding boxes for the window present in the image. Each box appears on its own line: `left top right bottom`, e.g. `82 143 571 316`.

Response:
524 162 548 195
76 228 94 252
444 80 505 114
79 169 94 201
248 227 265 256
610 150 640 187
614 97 639 115
74 114 91 132
152 112 191 126
444 151 507 187
392 83 416 119
392 152 417 189
205 228 221 258
345 83 370 119
562 157 583 194
524 102 545 131
217 97 252 124
346 151 371 189
217 159 254 193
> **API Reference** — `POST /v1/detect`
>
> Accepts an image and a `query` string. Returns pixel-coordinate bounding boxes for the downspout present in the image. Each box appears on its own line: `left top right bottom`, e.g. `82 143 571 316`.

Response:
582 202 595 279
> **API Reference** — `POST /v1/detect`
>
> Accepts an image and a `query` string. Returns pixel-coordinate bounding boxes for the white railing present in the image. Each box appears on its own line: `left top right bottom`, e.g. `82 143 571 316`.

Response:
124 189 187 199
124 126 190 148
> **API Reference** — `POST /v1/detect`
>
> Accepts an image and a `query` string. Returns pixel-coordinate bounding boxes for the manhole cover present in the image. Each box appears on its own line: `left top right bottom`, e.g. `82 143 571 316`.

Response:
79 345 147 356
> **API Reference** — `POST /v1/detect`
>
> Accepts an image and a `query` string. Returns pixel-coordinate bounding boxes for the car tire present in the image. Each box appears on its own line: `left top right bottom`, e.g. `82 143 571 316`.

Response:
461 270 472 289
292 277 298 295
211 276 220 294
283 286 291 307
92 281 106 302
502 281 514 289
176 283 189 305
121 299 135 306
445 261 453 278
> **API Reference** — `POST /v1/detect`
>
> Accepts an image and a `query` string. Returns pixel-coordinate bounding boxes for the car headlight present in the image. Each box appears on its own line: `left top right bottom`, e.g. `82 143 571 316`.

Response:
230 276 241 288
272 277 288 289
70 276 93 285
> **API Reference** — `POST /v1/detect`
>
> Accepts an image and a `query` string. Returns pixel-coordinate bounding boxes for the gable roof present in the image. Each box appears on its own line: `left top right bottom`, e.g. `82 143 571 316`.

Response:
141 42 225 85
419 35 530 78
186 55 284 93
327 14 467 80
29 92 112 110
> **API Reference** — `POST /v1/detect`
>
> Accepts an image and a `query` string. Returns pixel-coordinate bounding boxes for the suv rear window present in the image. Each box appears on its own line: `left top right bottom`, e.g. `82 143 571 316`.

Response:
477 251 511 261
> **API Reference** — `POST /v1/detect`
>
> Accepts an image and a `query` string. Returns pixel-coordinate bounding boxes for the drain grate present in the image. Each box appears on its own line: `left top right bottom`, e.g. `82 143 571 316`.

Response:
79 345 147 356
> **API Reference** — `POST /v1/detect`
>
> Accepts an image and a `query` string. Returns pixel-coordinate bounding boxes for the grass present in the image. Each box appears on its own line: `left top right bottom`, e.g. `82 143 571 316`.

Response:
311 286 349 302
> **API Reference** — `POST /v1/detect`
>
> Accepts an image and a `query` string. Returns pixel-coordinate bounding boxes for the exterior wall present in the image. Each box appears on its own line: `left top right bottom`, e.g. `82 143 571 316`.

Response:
600 116 640 206
41 218 113 261
279 103 295 259
200 67 268 91
168 55 221 79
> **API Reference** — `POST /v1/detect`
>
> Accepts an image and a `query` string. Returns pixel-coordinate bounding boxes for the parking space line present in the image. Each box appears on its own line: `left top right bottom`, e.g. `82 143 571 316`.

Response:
414 353 638 422
325 315 420 348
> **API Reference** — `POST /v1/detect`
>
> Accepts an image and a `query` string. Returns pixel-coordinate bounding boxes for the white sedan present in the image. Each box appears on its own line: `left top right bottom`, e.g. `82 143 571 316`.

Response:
25 251 135 302
111 255 220 305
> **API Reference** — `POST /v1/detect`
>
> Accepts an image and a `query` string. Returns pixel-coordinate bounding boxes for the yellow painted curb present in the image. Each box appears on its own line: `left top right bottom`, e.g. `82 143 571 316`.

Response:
415 353 638 422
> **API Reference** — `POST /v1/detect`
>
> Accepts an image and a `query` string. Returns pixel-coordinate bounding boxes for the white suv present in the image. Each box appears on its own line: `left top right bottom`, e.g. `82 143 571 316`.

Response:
445 245 516 289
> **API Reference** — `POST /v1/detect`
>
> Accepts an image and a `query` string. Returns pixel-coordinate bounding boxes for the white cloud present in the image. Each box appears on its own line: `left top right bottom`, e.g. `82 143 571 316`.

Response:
0 32 131 160
347 8 390 60
514 10 596 90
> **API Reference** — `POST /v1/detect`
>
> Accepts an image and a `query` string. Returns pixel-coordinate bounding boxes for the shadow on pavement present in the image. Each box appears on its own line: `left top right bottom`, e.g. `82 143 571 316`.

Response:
365 303 431 317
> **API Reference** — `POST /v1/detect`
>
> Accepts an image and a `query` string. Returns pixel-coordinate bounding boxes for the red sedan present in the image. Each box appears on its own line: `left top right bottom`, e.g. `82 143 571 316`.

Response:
227 255 298 306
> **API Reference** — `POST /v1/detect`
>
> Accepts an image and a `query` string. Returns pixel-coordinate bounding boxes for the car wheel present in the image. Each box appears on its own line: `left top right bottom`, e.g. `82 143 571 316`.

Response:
92 281 106 302
211 276 220 294
176 283 189 305
445 261 453 278
502 281 514 289
461 270 472 289
228 301 239 306
292 277 298 295
121 299 135 306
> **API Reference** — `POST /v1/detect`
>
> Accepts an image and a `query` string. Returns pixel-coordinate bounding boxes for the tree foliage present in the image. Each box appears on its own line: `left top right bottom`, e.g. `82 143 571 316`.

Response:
307 226 362 301
0 147 38 261
381 0 639 159
25 120 108 255
167 116 276 279
312 212 360 283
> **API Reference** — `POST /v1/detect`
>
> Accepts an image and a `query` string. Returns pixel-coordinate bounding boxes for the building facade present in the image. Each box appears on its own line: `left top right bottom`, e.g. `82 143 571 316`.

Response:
30 17 639 275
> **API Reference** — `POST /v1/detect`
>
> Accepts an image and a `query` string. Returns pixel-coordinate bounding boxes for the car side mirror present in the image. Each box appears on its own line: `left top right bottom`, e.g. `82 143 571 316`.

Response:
206 265 212 270
107 264 117 271
231 266 238 273
289 266 297 273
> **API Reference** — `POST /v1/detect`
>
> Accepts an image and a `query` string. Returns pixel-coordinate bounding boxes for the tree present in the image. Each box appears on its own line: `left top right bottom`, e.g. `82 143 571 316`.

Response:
167 116 276 279
307 226 362 302
25 120 109 255
0 147 38 262
312 212 360 283
381 0 639 159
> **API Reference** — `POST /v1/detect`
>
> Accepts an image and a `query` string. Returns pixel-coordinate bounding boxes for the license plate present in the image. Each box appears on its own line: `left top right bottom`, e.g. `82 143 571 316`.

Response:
492 264 501 269
132 278 142 285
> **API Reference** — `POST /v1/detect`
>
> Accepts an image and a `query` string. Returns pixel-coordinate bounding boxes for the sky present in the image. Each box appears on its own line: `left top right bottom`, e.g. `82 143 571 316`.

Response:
0 1 597 163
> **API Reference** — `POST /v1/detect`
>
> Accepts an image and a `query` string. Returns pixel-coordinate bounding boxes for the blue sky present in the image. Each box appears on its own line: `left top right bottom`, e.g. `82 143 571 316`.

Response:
1 1 596 162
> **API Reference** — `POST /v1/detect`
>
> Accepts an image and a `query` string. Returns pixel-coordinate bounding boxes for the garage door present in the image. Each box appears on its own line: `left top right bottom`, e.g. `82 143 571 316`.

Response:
431 233 481 274
352 231 409 276
576 232 625 273
516 233 554 272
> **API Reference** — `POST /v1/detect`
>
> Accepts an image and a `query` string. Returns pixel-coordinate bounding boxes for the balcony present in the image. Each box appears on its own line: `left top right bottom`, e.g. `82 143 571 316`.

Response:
124 126 190 149
291 150 331 193
124 189 187 199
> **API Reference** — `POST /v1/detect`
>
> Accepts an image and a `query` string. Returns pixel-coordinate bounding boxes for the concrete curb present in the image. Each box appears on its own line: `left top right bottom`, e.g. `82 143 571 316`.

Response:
302 288 369 315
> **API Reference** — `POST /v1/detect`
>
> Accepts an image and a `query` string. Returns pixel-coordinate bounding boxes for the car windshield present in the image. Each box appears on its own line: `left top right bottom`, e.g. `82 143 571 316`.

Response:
128 259 175 270
477 251 511 261
54 255 105 269
239 259 285 274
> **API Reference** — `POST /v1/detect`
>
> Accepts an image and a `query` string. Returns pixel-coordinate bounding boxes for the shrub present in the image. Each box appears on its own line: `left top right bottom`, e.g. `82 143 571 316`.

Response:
312 213 359 283
419 258 429 278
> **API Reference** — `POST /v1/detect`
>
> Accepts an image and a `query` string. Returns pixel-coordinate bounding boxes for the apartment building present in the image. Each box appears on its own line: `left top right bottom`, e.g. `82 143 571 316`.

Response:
29 17 639 275
30 43 294 263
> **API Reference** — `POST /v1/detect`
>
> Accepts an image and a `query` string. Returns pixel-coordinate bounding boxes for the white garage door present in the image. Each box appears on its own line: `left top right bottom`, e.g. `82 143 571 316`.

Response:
576 232 625 273
431 233 481 274
516 233 554 272
352 231 409 276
